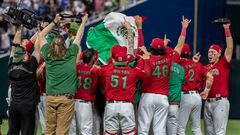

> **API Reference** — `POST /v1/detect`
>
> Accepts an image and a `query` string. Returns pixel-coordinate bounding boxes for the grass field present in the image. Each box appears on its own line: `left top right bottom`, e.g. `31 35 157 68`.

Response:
1 119 240 135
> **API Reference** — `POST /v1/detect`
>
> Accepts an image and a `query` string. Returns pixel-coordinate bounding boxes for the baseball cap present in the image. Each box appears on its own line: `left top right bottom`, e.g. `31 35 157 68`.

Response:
13 46 26 63
114 52 128 66
111 45 122 59
151 38 165 49
181 43 191 55
69 22 79 34
209 44 222 53
46 29 58 44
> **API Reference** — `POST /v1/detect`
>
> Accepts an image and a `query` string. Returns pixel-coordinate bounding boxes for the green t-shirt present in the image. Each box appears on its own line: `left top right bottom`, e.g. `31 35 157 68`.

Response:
169 62 185 102
41 43 79 96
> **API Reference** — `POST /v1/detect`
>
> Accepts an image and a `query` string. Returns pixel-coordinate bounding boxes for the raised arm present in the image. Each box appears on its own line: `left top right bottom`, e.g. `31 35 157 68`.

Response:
73 14 88 47
174 16 191 55
10 26 22 57
134 16 145 55
39 14 61 48
122 18 134 55
32 32 41 63
223 24 233 62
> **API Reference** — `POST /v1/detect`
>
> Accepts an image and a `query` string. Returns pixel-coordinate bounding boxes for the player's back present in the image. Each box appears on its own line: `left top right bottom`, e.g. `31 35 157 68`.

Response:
141 55 172 95
179 58 207 91
104 65 144 102
75 63 99 101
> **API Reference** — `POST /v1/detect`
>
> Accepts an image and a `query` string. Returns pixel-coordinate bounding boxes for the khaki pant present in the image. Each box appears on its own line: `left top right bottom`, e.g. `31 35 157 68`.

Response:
45 96 74 135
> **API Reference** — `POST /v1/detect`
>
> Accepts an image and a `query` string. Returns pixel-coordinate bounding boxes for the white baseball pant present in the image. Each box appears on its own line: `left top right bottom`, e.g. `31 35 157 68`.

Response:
92 104 101 135
104 101 136 135
204 98 229 135
167 105 179 135
38 94 46 134
69 99 95 135
177 92 202 135
138 93 169 135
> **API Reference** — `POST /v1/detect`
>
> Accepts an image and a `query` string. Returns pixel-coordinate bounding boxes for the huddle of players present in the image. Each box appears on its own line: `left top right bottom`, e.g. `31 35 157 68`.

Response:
62 15 232 135
8 13 232 135
38 14 231 135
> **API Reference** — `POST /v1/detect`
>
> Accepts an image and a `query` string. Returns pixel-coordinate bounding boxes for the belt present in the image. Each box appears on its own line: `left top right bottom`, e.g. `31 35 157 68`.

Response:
183 91 199 94
51 93 74 99
206 97 227 102
169 101 180 105
107 100 130 103
77 99 93 103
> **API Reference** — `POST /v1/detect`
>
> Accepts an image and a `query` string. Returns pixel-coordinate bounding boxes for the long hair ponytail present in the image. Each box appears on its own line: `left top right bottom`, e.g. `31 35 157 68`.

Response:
49 35 67 59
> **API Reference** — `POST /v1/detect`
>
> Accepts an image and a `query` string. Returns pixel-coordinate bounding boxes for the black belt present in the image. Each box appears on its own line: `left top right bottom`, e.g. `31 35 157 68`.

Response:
107 100 130 103
169 101 180 105
183 91 199 94
51 93 74 99
207 97 227 102
77 99 93 103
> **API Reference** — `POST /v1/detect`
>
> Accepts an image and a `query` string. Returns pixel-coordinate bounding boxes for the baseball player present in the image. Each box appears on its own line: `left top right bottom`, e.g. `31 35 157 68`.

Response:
36 61 46 134
177 44 214 135
73 49 99 135
166 47 185 135
137 16 191 135
203 23 233 135
92 46 150 135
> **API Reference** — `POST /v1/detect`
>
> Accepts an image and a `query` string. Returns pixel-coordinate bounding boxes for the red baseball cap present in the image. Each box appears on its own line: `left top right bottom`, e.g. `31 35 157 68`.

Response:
114 52 128 66
121 46 127 54
151 38 165 49
209 44 222 53
111 45 122 59
181 43 191 55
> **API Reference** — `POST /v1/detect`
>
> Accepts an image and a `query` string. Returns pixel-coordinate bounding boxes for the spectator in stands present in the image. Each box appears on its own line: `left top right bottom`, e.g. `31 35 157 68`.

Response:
0 14 10 54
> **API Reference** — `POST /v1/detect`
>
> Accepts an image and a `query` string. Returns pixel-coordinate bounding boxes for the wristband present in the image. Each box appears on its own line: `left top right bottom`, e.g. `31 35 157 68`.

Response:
52 20 58 25
224 27 231 37
181 27 186 37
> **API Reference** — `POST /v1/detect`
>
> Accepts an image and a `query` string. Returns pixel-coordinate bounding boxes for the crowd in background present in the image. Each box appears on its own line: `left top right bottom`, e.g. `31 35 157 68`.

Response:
0 0 143 54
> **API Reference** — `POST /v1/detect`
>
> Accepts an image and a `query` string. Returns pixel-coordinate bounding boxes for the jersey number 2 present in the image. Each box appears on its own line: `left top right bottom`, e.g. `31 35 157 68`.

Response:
188 69 195 82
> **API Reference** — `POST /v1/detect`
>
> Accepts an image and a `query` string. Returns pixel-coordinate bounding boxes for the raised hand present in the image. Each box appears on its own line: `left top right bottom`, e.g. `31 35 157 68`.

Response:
81 14 88 24
164 34 171 46
134 15 142 29
122 17 131 30
192 52 201 63
54 14 61 23
181 16 191 28
138 46 150 59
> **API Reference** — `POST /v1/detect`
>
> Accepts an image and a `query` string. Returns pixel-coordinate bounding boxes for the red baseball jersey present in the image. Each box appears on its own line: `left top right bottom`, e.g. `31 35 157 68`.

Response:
205 56 230 98
140 55 172 95
37 60 46 94
93 65 148 102
179 58 208 91
75 63 99 101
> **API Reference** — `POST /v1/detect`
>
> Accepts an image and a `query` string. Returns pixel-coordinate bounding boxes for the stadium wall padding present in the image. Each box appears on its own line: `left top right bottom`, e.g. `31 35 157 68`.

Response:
2 0 239 118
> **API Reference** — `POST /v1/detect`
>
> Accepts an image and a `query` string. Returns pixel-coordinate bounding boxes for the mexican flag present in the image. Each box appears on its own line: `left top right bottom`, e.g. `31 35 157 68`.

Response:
86 12 138 65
